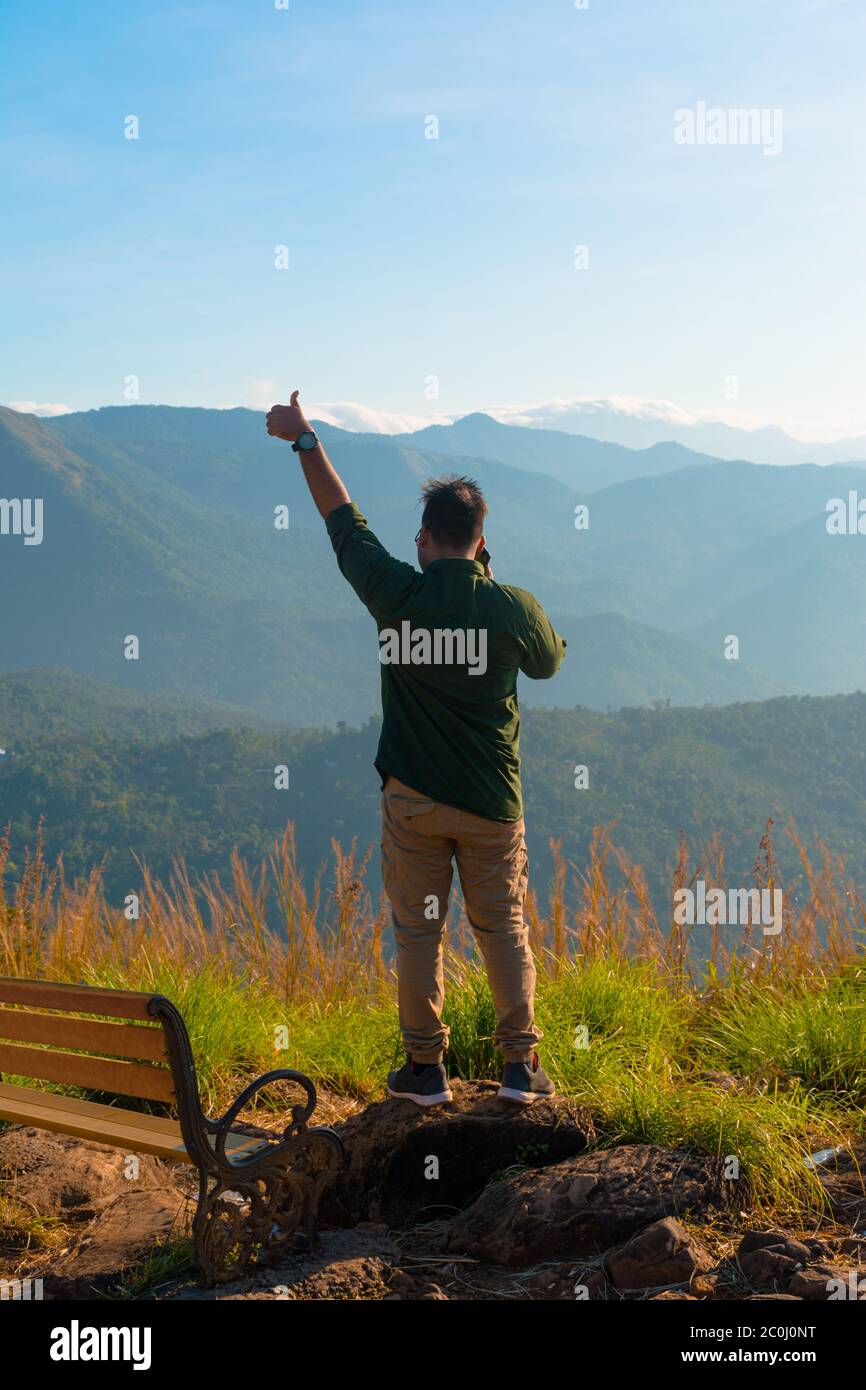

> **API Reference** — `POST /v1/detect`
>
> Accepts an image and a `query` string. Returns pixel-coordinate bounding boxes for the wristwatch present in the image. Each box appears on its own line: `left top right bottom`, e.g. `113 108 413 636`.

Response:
292 430 319 453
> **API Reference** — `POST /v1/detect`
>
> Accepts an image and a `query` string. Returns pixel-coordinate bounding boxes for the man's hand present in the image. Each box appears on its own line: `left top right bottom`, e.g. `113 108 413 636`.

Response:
266 386 351 519
266 389 310 443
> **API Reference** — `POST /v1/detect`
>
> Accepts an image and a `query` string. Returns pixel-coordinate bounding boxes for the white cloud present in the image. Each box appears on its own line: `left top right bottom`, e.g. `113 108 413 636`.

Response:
8 400 73 417
481 398 866 445
307 401 452 435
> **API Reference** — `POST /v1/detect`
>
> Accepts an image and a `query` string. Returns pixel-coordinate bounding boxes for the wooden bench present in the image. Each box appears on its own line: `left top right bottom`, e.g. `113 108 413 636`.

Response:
0 977 345 1286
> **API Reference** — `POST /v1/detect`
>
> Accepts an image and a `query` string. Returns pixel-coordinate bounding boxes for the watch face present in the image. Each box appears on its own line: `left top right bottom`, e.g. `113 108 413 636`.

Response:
297 431 317 450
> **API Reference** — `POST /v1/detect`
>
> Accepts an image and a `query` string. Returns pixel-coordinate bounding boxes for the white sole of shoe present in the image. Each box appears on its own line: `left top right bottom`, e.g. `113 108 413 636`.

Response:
388 1087 453 1106
497 1086 538 1104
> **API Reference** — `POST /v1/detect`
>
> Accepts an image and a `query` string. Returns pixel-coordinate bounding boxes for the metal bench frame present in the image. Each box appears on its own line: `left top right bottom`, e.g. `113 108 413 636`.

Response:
0 980 345 1287
151 994 345 1285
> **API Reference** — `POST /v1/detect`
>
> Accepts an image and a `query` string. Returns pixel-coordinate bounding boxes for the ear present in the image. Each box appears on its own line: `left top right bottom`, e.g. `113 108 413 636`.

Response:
474 534 486 558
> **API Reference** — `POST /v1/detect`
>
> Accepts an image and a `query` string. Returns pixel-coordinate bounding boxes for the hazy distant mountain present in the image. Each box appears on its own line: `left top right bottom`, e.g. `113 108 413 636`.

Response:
481 399 866 467
4 402 866 722
387 412 720 489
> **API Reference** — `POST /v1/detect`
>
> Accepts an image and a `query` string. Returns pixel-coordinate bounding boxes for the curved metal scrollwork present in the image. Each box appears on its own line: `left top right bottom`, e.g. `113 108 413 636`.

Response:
146 994 346 1287
194 1132 345 1286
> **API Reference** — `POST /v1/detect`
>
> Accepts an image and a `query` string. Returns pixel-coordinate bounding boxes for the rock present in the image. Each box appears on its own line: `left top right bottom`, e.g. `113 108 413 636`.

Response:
652 1290 697 1300
738 1247 800 1287
748 1293 802 1300
604 1217 715 1291
449 1144 726 1266
788 1265 866 1300
324 1078 593 1227
736 1230 813 1287
0 1126 175 1222
44 1188 188 1298
698 1071 739 1092
418 1282 448 1300
691 1273 720 1298
738 1229 811 1264
577 1269 609 1299
804 1237 831 1260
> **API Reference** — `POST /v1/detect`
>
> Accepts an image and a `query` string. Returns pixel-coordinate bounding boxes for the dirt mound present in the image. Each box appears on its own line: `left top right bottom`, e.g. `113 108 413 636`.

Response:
449 1144 727 1265
322 1078 594 1226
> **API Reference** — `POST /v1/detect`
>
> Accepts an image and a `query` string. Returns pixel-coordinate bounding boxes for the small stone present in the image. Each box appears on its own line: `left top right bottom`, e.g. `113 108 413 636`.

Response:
788 1265 866 1301
604 1217 714 1292
738 1247 800 1286
698 1071 738 1091
738 1229 798 1258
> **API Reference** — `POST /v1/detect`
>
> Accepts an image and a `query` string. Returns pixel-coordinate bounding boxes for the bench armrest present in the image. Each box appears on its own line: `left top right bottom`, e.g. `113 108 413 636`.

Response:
209 1068 318 1164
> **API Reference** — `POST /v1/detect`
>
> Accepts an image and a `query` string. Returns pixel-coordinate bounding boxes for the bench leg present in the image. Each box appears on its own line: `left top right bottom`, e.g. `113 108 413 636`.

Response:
192 1135 343 1287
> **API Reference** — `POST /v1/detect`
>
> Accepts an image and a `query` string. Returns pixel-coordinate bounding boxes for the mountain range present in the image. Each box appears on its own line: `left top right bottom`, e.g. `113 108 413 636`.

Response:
2 402 866 726
473 399 866 467
318 396 866 467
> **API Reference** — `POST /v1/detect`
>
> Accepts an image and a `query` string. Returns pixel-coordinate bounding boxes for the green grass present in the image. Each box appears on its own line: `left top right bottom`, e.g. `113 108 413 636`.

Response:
116 1236 195 1298
695 966 866 1106
5 947 860 1224
70 951 857 1216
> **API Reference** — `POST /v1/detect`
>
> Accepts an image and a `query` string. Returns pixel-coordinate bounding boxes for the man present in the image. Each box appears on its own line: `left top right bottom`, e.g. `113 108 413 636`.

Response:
267 391 566 1105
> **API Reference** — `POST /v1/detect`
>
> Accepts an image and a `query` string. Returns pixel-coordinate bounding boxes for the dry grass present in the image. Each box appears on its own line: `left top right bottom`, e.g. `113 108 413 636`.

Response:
2 817 863 1000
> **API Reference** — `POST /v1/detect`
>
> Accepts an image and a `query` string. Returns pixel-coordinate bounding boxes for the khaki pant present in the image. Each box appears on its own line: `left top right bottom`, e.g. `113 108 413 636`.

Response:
381 775 541 1064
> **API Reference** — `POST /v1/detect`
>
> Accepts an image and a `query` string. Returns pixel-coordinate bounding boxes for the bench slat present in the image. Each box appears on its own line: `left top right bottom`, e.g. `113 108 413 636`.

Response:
0 1008 169 1063
0 1081 181 1133
0 1083 268 1165
0 978 157 1022
0 1041 175 1103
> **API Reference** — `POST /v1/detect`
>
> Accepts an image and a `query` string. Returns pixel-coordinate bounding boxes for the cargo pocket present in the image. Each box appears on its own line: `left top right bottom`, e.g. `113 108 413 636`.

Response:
387 789 437 824
394 797 436 819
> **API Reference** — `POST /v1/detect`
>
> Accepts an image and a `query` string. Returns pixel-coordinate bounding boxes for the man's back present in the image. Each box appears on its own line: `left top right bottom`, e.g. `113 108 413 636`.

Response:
267 397 563 1104
327 501 566 820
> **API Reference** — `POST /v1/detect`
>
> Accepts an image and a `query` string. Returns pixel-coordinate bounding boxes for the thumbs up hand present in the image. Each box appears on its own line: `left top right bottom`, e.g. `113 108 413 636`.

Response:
266 389 310 442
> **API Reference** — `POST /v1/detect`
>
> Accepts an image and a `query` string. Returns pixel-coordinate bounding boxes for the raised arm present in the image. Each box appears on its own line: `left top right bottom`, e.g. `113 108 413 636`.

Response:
266 389 350 519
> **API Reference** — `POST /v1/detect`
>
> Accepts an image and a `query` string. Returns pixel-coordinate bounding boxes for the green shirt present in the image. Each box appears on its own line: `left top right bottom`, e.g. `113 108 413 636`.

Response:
326 502 566 822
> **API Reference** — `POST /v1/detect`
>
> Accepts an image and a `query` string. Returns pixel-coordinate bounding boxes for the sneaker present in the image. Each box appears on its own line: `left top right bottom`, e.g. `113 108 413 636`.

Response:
498 1053 555 1104
387 1056 453 1107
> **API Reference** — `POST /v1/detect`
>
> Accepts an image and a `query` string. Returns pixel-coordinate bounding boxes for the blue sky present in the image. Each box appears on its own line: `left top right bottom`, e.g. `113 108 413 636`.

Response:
1 0 865 434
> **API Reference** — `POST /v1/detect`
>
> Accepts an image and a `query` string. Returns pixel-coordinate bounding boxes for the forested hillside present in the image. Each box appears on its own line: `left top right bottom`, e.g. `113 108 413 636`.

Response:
3 674 864 919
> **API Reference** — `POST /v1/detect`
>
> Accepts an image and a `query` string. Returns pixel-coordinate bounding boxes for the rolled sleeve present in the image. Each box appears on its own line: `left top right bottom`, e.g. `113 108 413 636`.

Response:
520 608 567 680
326 502 419 621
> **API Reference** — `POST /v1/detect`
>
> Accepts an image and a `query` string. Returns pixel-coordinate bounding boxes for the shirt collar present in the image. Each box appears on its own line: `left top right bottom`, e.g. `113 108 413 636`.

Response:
424 558 486 575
